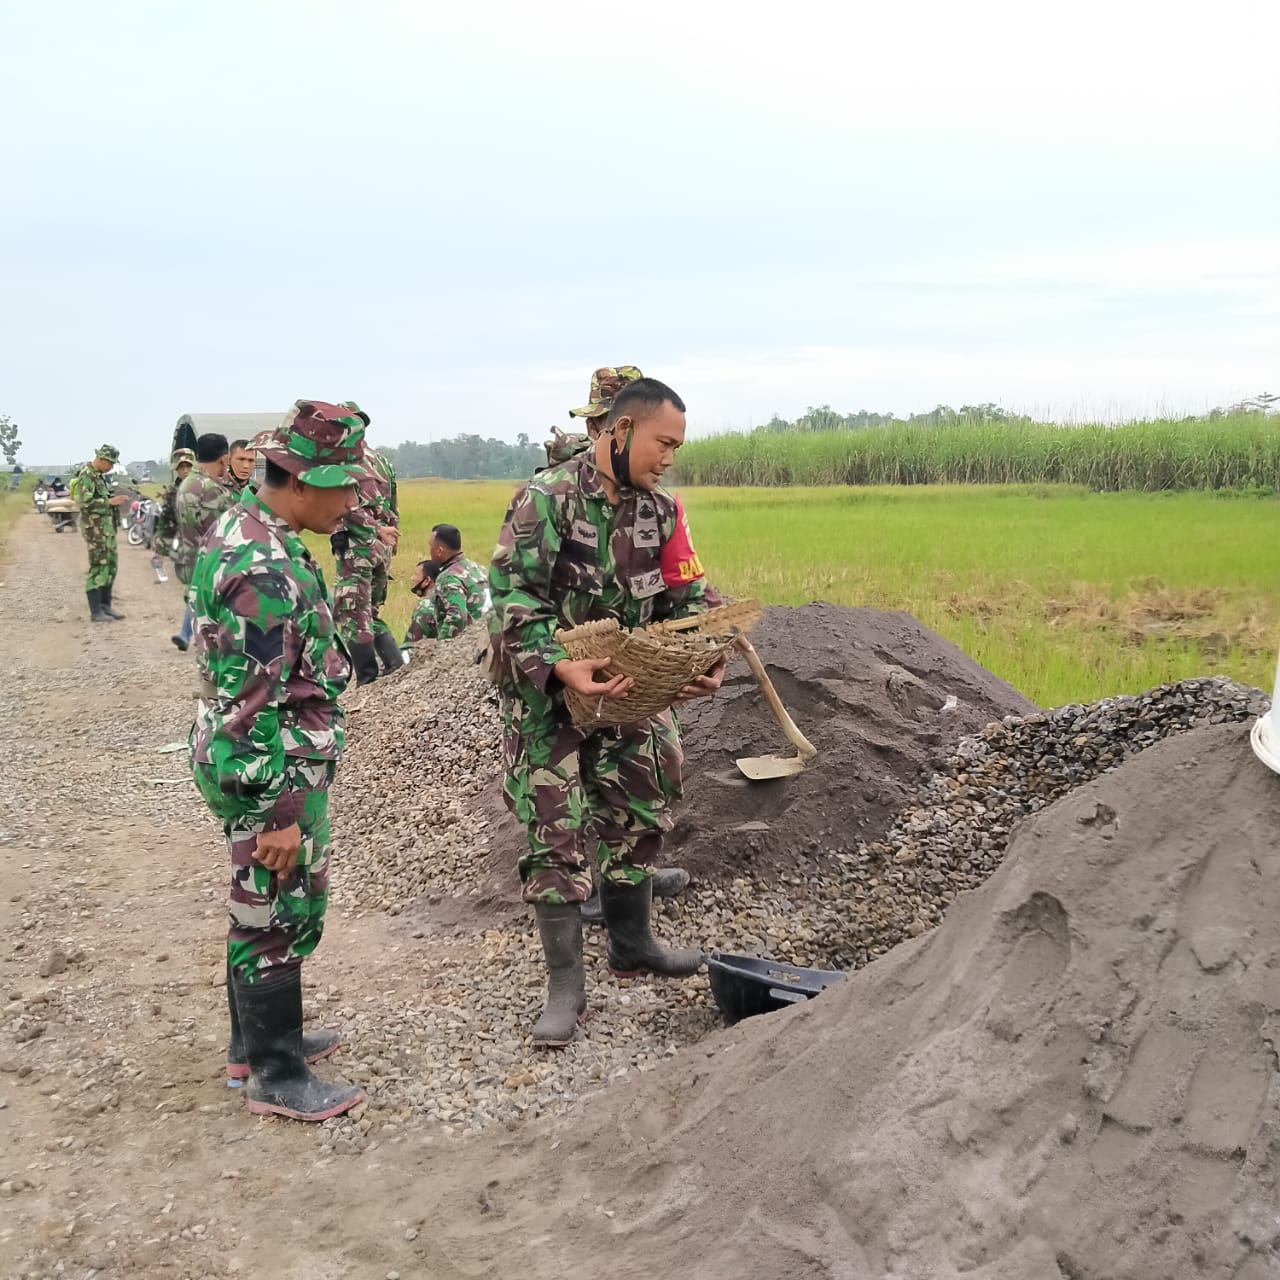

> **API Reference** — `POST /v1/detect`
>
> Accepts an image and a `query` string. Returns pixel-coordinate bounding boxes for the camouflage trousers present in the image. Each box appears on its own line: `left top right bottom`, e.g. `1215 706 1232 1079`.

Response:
192 757 335 983
500 683 683 904
82 528 117 591
333 552 391 647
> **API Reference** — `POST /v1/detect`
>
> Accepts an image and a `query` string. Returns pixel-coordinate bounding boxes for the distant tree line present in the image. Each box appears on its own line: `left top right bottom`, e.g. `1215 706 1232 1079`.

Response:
754 394 1278 435
382 433 544 480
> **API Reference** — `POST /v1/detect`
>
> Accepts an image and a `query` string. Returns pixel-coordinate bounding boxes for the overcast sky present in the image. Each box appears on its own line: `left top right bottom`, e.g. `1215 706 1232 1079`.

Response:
3 0 1278 462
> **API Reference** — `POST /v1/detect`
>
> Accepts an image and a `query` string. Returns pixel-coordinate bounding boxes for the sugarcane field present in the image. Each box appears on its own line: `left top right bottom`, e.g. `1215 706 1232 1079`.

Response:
3 3 1279 1279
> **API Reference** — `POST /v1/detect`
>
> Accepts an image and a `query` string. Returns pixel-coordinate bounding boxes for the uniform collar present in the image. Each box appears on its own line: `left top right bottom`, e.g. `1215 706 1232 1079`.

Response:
243 487 301 542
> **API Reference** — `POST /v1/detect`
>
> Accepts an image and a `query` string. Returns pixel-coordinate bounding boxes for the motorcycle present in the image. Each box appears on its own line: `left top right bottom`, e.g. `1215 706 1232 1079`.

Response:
127 497 159 548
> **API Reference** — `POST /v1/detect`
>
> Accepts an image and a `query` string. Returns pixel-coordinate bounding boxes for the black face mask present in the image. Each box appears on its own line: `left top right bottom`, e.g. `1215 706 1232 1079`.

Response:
609 428 634 488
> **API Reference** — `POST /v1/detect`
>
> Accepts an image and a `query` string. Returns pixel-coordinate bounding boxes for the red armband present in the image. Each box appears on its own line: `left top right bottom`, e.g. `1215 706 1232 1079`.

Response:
660 495 706 587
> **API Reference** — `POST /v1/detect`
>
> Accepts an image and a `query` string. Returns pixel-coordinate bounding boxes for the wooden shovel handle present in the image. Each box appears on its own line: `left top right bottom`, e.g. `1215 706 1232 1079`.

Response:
736 639 817 758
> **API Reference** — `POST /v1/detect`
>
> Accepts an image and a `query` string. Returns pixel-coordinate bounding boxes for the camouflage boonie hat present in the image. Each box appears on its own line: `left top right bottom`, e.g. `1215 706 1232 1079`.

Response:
569 366 643 419
340 399 371 427
254 401 367 489
171 447 196 468
95 444 120 463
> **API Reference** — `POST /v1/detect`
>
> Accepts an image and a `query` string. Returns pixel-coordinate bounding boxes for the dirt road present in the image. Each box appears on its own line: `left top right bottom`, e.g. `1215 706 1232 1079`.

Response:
0 515 762 1280
0 518 540 1280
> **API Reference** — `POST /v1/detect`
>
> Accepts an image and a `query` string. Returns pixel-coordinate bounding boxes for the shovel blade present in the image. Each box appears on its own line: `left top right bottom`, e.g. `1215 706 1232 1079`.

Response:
736 753 807 781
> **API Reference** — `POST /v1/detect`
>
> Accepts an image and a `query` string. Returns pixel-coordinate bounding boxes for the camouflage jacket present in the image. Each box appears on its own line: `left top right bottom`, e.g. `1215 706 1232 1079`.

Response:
174 470 240 585
189 488 352 828
154 482 180 550
489 454 721 693
541 427 591 471
406 554 488 642
338 448 398 562
69 463 116 539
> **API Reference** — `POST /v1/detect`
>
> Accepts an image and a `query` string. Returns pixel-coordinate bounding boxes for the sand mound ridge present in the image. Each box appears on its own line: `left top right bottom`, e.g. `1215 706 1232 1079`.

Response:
403 724 1280 1279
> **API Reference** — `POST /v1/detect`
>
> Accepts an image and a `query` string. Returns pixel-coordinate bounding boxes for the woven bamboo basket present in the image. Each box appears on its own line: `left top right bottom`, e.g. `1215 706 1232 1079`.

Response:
555 599 763 728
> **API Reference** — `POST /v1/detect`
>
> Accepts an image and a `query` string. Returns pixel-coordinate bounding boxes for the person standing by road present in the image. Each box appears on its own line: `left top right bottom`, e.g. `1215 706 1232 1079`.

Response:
70 444 130 623
403 524 487 644
172 434 237 653
189 400 366 1123
490 377 725 1049
543 367 694 924
153 448 195 585
331 402 402 684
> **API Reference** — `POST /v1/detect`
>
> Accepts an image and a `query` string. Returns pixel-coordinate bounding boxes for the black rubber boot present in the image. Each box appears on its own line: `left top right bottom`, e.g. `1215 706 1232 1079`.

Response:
350 641 380 686
602 879 704 979
99 582 125 620
232 966 364 1122
87 588 110 622
532 902 587 1048
583 866 690 925
373 630 405 675
224 958 341 1081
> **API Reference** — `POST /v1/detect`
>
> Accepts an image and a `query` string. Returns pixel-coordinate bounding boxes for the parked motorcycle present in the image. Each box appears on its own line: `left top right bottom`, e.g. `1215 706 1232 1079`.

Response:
127 497 159 548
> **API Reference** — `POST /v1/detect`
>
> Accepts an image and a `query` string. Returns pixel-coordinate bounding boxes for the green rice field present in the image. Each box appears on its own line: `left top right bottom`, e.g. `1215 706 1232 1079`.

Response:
336 479 1276 708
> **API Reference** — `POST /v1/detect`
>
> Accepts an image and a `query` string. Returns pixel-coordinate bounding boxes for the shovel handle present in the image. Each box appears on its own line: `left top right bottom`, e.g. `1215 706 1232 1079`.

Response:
736 639 817 759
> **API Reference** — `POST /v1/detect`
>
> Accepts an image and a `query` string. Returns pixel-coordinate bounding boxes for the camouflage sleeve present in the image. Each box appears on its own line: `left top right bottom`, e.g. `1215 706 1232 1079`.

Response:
435 571 472 641
387 462 399 529
70 468 107 517
175 482 199 548
489 482 571 691
154 487 179 546
404 595 437 643
194 559 306 829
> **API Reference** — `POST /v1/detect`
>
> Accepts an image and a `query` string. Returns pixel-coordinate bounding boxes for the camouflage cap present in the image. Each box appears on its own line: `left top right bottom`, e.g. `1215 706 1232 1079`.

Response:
569 366 643 419
171 447 196 468
340 399 371 427
95 444 120 463
254 401 367 489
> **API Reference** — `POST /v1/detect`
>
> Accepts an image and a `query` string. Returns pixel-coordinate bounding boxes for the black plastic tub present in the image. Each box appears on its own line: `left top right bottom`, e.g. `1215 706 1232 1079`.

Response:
707 951 846 1024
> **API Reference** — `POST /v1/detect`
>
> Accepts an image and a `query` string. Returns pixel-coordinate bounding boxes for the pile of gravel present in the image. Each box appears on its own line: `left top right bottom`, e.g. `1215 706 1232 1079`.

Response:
740 676 1270 972
328 649 1268 1137
329 638 506 916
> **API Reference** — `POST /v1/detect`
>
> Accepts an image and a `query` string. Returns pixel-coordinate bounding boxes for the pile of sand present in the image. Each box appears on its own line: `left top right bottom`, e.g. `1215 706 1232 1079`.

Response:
481 602 1036 884
388 724 1280 1279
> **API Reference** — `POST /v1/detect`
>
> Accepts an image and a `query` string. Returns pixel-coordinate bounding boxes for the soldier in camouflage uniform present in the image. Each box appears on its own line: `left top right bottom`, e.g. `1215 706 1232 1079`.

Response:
172 434 239 653
153 448 195 584
490 377 726 1048
189 400 366 1123
331 402 402 684
403 523 488 643
226 439 258 494
70 444 131 622
543 368 694 924
540 364 644 470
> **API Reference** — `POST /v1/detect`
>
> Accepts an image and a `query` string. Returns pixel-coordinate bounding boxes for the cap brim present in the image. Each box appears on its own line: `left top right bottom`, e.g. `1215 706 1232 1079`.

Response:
569 403 608 419
297 463 363 489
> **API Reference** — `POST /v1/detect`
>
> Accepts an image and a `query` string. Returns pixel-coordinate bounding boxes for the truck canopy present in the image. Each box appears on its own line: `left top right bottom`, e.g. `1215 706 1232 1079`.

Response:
172 412 284 458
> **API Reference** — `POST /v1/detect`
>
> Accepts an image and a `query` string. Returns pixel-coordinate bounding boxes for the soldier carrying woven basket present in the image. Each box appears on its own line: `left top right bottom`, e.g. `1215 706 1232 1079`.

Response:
490 377 726 1048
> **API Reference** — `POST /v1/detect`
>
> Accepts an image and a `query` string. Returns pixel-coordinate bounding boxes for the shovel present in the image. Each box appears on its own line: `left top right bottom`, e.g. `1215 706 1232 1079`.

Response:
734 639 817 780
657 617 815 779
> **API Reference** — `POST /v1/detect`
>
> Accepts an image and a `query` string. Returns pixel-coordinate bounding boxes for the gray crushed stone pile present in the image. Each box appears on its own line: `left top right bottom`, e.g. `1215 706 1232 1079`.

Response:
331 631 1268 1132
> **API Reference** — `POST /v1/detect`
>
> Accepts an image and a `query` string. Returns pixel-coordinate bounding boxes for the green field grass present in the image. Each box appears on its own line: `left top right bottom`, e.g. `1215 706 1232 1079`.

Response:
675 413 1280 491
317 479 1276 708
0 478 34 555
